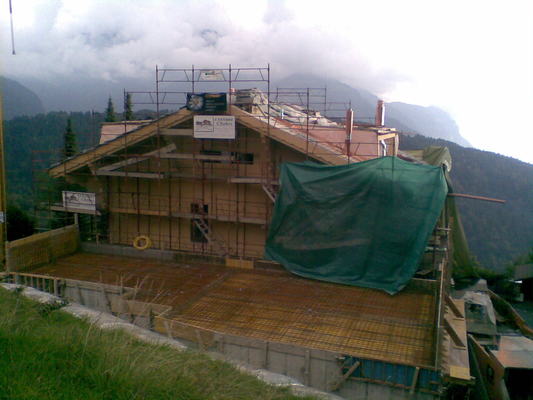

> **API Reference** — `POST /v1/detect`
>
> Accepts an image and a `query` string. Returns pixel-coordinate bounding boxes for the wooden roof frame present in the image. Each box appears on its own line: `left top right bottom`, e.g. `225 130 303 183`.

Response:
49 108 193 178
49 105 362 178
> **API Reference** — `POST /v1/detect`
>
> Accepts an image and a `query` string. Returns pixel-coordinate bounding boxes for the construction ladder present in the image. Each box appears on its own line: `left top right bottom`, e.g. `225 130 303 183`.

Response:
193 217 229 257
261 183 277 203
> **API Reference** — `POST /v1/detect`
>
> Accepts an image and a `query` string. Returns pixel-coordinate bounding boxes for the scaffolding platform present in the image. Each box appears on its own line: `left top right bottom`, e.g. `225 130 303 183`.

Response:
32 252 437 368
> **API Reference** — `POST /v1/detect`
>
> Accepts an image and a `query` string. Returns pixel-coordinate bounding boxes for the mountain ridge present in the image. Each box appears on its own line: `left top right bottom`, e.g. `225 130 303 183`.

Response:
12 74 471 147
399 133 532 270
1 77 45 119
275 73 471 147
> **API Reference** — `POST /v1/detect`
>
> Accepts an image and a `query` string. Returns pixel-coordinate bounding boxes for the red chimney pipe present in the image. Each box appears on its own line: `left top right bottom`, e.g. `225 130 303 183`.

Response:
375 100 385 126
345 108 353 157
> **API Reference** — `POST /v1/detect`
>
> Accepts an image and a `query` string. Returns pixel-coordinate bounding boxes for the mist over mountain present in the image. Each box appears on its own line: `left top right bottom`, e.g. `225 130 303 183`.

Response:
14 76 151 114
275 74 471 146
1 77 45 119
15 73 471 147
387 103 470 147
1 0 529 164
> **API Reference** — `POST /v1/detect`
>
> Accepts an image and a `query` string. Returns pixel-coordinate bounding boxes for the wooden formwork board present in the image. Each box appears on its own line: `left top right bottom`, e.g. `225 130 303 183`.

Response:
6 225 79 272
32 252 437 368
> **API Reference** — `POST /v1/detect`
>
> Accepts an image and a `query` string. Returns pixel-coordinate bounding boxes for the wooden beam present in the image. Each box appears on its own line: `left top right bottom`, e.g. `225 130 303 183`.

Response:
445 294 465 319
377 133 396 141
98 143 176 172
108 207 266 224
109 207 170 217
229 177 263 184
95 171 164 179
229 177 279 185
409 367 420 395
448 193 506 204
170 211 267 225
443 317 466 348
160 128 193 136
163 173 278 185
98 156 149 172
160 153 233 161
50 205 101 215
330 361 360 391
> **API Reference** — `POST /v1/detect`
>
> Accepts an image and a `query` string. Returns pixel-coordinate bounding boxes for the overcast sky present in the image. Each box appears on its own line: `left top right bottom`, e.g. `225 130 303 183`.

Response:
1 0 532 163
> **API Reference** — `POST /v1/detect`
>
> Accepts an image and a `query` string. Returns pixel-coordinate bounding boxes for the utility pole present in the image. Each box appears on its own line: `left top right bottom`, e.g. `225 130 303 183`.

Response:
0 95 8 271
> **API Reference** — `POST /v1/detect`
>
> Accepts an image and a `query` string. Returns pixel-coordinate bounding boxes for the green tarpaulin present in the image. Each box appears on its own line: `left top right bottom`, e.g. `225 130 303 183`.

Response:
265 156 448 294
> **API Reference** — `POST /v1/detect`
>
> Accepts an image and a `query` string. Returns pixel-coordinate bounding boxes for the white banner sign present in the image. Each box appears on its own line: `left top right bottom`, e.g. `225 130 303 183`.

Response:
193 116 235 139
62 191 96 211
198 69 225 81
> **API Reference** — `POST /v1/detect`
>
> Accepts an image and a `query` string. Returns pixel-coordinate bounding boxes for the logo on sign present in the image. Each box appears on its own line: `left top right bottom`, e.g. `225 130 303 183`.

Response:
195 118 214 132
193 116 235 139
62 191 96 211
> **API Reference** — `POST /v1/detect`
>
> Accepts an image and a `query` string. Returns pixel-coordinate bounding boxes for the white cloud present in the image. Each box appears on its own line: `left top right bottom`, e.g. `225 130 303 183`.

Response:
1 0 532 162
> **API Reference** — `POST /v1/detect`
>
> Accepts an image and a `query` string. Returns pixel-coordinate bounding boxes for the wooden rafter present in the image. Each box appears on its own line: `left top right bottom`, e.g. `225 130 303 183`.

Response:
160 128 193 136
95 171 164 179
49 108 192 178
97 144 177 172
160 153 233 161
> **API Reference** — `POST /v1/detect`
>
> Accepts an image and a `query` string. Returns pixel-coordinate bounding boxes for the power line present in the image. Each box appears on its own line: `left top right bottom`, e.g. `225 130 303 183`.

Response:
9 0 16 55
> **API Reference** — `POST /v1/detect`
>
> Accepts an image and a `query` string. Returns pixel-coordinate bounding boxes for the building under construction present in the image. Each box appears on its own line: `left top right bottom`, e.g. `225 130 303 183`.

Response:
3 66 472 399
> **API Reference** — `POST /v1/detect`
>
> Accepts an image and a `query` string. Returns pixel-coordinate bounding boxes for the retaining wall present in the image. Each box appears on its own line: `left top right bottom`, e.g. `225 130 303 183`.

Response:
6 225 79 272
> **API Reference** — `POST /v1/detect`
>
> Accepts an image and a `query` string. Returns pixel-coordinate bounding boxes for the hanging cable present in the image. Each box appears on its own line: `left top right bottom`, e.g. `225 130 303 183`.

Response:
9 0 16 55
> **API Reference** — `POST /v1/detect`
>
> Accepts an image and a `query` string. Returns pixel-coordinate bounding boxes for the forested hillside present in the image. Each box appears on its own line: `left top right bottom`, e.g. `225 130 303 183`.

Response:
4 110 160 210
400 134 533 271
4 112 104 210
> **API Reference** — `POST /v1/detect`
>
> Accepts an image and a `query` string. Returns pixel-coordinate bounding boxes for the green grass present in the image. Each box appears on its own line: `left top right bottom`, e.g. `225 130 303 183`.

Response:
0 288 315 400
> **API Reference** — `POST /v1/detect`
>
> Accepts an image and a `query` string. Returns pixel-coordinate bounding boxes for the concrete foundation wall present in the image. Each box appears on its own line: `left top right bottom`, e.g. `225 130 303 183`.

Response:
156 315 439 399
63 279 153 329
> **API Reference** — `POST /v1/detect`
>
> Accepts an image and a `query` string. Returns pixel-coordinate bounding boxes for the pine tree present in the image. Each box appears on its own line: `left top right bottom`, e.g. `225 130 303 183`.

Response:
105 96 116 122
63 118 77 159
6 204 34 241
124 93 134 121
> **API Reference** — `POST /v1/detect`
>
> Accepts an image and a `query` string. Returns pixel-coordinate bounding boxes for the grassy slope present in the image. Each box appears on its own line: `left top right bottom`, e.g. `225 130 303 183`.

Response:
0 288 314 400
